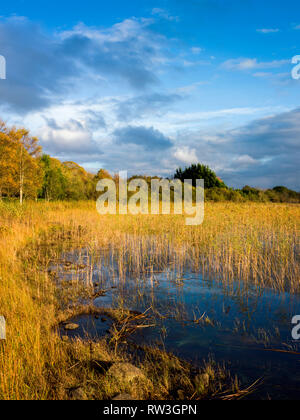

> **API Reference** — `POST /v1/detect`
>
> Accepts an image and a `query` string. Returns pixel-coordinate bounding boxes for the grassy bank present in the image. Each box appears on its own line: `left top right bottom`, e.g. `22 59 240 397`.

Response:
0 201 299 399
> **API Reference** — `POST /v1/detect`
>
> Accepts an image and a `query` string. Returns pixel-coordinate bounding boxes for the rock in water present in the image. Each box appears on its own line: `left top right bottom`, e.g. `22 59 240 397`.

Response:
64 323 79 331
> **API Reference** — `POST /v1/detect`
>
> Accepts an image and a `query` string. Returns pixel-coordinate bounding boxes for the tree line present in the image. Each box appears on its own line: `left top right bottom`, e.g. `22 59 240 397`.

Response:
0 120 299 204
0 120 100 202
174 164 300 203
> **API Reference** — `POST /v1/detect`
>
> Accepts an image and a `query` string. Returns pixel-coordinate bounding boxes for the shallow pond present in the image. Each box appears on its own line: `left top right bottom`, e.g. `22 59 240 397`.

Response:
54 247 300 400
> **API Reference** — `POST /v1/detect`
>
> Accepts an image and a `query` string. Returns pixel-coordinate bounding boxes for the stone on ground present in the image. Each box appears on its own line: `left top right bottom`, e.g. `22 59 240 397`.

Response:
107 363 146 384
69 387 88 400
112 393 135 400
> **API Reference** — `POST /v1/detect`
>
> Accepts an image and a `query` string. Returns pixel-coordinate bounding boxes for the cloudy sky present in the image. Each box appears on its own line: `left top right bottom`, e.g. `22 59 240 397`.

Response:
0 0 300 189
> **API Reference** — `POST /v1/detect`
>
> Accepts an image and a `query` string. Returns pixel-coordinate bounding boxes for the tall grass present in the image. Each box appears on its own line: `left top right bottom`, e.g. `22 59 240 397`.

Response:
0 200 299 399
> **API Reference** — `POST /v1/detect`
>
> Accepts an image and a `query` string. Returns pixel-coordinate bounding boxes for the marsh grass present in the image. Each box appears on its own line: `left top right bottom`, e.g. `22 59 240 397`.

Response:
0 200 299 399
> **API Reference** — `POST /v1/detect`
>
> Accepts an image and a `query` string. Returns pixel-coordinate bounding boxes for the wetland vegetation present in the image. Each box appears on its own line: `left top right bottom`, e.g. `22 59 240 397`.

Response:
0 200 299 399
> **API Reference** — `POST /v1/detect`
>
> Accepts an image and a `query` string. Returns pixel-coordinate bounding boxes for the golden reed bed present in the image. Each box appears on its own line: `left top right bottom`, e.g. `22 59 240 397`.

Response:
0 201 299 399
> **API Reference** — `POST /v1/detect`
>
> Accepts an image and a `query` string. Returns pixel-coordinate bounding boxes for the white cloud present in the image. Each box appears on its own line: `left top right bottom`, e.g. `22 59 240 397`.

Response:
0 16 172 114
173 146 198 164
234 155 257 165
151 8 179 22
39 118 100 155
222 58 289 71
175 81 209 93
0 15 298 190
191 47 203 54
167 107 274 125
256 28 280 34
252 72 272 78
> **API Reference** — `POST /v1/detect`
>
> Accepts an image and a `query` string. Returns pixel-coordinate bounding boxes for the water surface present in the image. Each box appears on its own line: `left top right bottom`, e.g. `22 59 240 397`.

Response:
54 248 300 400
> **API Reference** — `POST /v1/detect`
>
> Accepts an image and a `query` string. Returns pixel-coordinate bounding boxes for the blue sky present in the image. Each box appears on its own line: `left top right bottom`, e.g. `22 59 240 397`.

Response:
0 0 300 189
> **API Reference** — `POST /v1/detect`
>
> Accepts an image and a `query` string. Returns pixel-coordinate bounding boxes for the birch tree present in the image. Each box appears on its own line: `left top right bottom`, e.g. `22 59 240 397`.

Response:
10 128 42 204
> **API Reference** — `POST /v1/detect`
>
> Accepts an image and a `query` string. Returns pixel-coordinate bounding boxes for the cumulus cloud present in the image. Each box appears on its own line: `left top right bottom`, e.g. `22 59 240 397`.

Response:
84 110 107 130
173 146 198 164
229 109 300 158
59 19 163 90
0 17 77 112
0 16 167 113
198 108 300 189
116 92 184 122
40 117 100 156
35 106 300 190
113 125 173 151
0 15 297 190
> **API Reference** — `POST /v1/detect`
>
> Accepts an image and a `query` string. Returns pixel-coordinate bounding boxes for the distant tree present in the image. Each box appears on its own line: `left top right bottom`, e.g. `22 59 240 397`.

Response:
242 185 259 195
0 129 18 199
273 186 289 193
272 186 300 203
241 186 267 202
174 164 227 189
265 189 279 203
39 155 67 201
63 161 95 200
95 169 112 181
